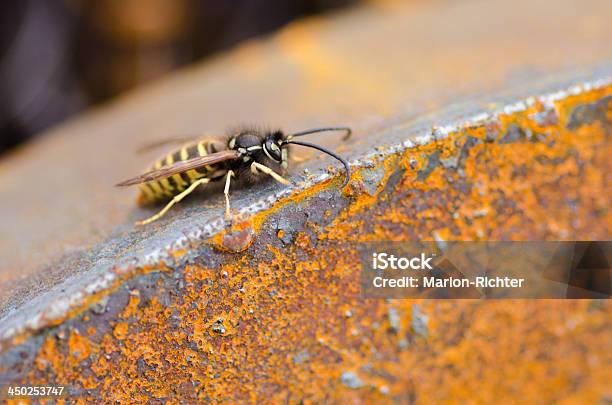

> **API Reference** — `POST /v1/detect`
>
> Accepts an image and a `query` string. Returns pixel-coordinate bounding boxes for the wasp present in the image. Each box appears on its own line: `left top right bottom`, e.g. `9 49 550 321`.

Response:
117 126 352 225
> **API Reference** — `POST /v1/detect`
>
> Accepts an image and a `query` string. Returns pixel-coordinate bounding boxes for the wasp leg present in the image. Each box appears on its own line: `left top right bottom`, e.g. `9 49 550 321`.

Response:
136 178 210 226
224 170 235 220
251 162 291 185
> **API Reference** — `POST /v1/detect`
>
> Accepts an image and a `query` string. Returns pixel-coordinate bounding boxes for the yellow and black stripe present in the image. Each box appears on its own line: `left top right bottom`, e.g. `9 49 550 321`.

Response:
138 140 224 205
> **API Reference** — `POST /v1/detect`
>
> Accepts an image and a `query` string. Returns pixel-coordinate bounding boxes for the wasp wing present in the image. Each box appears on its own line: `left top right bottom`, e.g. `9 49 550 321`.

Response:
116 149 240 187
136 135 221 154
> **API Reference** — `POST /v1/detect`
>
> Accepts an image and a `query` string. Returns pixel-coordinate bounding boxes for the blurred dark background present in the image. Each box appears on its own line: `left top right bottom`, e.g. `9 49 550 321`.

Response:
0 0 356 155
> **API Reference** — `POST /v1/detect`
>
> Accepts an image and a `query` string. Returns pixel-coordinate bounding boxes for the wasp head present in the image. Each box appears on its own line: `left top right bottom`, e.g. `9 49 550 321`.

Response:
229 130 288 171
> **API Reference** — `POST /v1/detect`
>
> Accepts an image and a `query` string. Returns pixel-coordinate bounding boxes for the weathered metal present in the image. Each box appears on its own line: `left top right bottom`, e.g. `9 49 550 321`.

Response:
1 0 611 402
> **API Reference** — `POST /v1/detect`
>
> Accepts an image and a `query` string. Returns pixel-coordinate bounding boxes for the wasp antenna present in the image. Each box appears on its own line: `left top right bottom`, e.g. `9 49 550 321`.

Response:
284 140 351 187
289 126 352 141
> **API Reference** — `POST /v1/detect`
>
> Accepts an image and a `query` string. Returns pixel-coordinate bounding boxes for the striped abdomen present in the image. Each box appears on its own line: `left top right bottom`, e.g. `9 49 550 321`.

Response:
138 139 226 205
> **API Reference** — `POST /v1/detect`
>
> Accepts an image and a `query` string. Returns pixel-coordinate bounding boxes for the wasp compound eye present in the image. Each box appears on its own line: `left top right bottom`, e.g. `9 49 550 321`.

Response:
263 138 282 162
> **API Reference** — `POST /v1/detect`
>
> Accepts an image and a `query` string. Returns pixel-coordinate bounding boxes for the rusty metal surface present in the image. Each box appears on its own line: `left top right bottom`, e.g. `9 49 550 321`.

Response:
0 0 611 402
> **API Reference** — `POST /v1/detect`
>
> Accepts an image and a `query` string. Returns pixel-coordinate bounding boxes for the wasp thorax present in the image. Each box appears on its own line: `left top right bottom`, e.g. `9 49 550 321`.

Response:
233 133 261 149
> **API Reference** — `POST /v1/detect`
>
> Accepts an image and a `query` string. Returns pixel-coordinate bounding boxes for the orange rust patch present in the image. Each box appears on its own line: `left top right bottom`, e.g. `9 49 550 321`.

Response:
67 331 92 365
113 322 128 340
213 221 255 253
121 290 141 319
